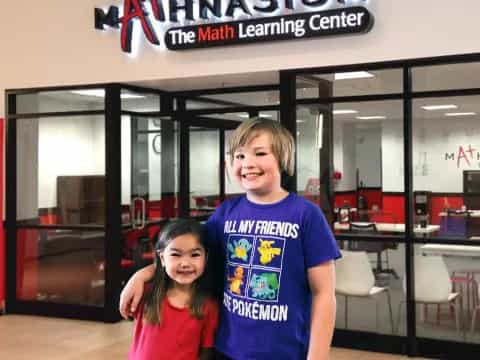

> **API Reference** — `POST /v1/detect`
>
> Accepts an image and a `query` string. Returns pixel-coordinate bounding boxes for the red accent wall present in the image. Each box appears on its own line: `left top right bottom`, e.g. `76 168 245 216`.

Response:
0 118 4 310
334 192 357 208
358 188 383 209
382 194 405 223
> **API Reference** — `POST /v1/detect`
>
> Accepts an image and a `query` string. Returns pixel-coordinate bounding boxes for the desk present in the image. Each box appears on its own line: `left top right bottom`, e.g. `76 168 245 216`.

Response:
334 222 440 234
421 244 480 257
439 210 480 218
438 210 480 238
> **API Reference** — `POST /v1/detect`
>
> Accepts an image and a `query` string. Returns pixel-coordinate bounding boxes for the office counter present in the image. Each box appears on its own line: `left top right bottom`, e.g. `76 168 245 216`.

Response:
334 221 440 234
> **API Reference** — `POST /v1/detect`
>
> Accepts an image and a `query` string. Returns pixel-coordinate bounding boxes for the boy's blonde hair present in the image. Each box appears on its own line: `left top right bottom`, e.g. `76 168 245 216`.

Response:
227 118 295 176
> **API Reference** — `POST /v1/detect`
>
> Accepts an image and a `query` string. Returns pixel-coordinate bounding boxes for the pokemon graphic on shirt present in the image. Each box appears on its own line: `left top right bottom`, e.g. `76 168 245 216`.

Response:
226 232 286 303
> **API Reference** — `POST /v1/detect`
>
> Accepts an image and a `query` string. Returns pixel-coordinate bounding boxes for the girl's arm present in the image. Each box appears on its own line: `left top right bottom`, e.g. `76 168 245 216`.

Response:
119 264 155 319
306 260 336 360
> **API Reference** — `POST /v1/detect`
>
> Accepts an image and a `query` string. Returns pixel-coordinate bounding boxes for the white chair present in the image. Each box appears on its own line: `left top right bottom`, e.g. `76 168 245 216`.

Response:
335 250 394 333
396 255 464 338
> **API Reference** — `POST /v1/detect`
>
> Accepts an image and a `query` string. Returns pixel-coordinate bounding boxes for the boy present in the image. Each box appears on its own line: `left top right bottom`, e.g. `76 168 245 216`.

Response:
120 118 340 360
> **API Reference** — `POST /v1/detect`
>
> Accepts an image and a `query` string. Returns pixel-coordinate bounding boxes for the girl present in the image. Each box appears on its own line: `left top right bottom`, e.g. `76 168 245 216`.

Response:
123 118 340 360
128 219 218 360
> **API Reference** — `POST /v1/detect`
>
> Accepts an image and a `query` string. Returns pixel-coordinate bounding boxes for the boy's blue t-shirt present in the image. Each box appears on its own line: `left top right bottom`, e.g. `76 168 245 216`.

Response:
205 193 341 360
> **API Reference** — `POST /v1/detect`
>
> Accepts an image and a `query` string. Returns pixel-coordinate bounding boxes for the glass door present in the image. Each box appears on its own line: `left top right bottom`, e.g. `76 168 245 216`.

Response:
120 114 178 281
184 116 241 220
6 89 108 320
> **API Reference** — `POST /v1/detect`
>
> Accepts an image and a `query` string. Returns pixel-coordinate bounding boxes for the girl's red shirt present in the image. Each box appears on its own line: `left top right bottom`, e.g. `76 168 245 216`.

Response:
128 296 219 360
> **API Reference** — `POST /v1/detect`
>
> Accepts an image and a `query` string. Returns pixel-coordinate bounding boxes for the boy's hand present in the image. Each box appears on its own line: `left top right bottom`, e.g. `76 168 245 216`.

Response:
119 273 146 319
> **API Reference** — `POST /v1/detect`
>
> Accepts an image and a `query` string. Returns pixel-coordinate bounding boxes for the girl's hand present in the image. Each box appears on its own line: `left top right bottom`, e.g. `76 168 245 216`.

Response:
119 273 145 319
119 264 155 319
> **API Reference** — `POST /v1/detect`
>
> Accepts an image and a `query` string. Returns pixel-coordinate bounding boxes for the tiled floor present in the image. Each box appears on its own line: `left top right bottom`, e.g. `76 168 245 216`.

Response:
0 315 430 359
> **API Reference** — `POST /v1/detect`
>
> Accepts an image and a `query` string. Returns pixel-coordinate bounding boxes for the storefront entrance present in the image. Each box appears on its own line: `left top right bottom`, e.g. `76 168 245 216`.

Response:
6 54 480 358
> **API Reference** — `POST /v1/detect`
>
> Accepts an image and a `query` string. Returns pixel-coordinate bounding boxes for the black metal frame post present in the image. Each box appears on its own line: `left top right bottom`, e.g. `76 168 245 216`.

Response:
104 84 122 322
280 71 297 192
5 92 17 313
403 66 417 356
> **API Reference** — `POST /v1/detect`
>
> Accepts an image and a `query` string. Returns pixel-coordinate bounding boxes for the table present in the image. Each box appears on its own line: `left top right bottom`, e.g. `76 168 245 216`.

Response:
439 210 480 218
334 222 440 234
421 244 480 257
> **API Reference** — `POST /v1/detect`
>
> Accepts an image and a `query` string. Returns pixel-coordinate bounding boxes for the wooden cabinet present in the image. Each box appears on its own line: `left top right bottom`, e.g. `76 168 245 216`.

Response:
56 175 105 225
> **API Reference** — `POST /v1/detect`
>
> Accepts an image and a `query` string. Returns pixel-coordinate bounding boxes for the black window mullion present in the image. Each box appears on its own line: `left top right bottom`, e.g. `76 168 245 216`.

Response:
177 99 189 218
5 93 17 313
279 71 296 192
220 131 225 203
403 66 417 356
104 84 122 322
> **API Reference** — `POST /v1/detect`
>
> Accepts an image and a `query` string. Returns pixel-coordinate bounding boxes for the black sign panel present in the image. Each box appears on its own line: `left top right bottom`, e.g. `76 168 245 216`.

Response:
165 7 373 50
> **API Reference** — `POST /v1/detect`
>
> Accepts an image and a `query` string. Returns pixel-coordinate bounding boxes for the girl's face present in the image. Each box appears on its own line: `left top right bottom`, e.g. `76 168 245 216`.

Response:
159 233 206 288
232 131 284 203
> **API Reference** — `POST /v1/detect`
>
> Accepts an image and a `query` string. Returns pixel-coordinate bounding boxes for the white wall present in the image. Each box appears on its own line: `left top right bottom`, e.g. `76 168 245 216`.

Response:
413 116 480 192
356 125 381 187
3 0 480 116
381 120 404 192
38 116 105 209
381 116 480 193
190 130 220 197
334 122 381 191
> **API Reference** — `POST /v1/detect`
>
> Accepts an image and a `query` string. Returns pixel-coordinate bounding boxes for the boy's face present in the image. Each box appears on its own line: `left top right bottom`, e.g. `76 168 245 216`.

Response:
232 131 282 201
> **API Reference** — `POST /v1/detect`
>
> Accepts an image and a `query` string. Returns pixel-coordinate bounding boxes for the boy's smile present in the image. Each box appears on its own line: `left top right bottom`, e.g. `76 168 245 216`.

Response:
232 131 287 203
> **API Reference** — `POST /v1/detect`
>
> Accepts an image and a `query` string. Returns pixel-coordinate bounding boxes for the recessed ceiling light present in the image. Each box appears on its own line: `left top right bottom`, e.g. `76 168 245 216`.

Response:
70 90 145 99
333 109 358 115
259 113 272 118
236 114 250 118
445 112 476 117
421 104 457 111
334 71 374 80
356 116 386 120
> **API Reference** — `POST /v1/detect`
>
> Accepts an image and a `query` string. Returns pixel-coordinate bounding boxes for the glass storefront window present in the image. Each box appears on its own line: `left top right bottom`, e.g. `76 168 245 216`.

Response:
335 242 405 335
189 127 220 216
16 116 105 226
205 111 278 121
412 96 480 240
331 100 404 235
16 228 105 307
187 90 279 109
121 115 179 223
121 89 160 112
16 89 105 113
296 68 402 99
413 62 480 92
412 243 479 343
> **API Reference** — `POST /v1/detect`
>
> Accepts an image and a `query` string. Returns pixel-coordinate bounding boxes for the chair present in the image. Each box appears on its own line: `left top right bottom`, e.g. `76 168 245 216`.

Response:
335 250 394 333
348 223 398 279
396 255 464 338
470 284 480 333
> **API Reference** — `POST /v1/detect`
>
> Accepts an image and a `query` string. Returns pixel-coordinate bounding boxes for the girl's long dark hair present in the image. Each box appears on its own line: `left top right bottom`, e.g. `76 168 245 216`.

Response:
142 219 211 324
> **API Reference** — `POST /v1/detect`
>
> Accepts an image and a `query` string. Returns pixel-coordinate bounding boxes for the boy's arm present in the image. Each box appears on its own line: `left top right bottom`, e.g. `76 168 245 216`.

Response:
119 264 155 319
307 260 336 360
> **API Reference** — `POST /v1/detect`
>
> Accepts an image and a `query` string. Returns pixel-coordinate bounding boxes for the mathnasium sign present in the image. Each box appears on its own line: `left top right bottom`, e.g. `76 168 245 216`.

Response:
94 0 374 52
